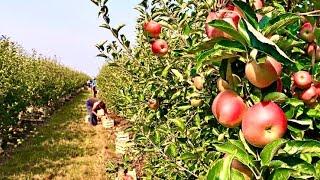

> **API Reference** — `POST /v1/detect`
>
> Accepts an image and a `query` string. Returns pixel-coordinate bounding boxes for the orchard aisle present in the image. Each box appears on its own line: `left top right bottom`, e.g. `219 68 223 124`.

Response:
0 91 118 179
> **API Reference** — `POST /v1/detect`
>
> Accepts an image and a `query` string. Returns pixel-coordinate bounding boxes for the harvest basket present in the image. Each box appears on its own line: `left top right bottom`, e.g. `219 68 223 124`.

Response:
97 109 105 118
115 131 130 154
101 115 114 128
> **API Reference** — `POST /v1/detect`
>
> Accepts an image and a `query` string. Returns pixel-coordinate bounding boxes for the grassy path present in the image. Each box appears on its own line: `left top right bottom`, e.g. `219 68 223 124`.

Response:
0 91 117 179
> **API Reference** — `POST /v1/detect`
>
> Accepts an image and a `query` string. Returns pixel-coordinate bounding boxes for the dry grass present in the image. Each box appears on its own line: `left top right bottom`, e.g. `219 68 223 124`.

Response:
0 91 119 180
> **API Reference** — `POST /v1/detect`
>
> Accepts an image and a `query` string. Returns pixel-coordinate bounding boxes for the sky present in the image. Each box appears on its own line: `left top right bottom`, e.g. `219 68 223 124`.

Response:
0 0 140 77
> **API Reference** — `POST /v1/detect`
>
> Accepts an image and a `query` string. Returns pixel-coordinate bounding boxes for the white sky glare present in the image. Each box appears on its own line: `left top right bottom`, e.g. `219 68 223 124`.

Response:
0 0 140 76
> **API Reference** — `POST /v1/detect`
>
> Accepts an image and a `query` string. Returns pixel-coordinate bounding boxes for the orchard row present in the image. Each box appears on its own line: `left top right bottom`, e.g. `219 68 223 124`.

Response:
0 38 89 147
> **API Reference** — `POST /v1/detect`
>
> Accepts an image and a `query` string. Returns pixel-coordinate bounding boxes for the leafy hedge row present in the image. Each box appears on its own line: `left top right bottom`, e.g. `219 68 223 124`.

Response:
97 64 132 116
93 0 320 179
0 38 89 144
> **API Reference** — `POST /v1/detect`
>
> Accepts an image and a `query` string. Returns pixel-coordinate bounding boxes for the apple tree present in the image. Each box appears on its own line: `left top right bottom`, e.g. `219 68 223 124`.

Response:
92 0 320 179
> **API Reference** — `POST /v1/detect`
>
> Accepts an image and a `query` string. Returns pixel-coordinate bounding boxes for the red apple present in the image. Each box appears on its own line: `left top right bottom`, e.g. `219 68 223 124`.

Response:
205 6 240 39
265 56 283 76
212 90 247 128
245 60 278 88
253 0 264 10
293 71 312 89
242 101 287 148
144 20 162 38
151 39 168 56
192 76 204 90
300 85 318 103
307 43 320 61
300 22 315 42
224 5 240 28
315 83 320 96
233 6 245 18
223 14 239 29
205 12 225 39
148 99 159 110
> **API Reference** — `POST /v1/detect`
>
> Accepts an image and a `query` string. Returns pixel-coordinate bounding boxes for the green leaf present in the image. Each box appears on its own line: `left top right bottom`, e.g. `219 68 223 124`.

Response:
283 140 320 155
151 131 161 144
97 53 109 59
306 109 320 118
182 23 191 35
300 153 312 164
208 20 248 46
171 69 184 82
263 92 287 103
170 118 186 131
230 169 246 180
100 0 108 6
263 14 300 36
161 64 172 77
188 38 224 53
215 40 246 52
219 59 228 80
99 23 110 29
158 21 175 31
316 161 320 179
243 19 294 65
193 49 236 73
277 156 316 178
165 143 177 157
180 152 197 161
277 39 305 51
233 0 259 29
239 130 257 158
177 105 192 111
196 48 217 63
260 139 287 167
288 119 313 130
90 0 99 6
170 90 181 100
314 27 320 44
269 168 291 180
286 98 304 107
116 24 125 33
206 154 234 180
194 113 201 127
214 141 255 168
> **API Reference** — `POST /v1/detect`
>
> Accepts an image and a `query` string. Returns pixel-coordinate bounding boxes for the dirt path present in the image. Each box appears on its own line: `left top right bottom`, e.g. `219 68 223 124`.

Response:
0 91 121 179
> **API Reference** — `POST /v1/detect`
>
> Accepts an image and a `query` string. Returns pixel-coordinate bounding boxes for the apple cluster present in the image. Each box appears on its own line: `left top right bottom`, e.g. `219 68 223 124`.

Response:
143 20 168 56
205 0 264 39
205 4 241 39
292 71 320 105
203 0 288 149
301 22 320 61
